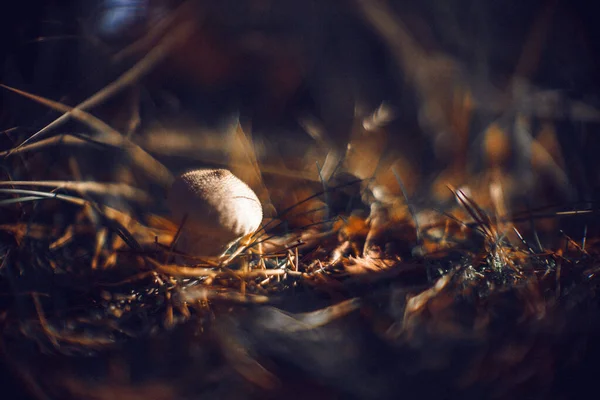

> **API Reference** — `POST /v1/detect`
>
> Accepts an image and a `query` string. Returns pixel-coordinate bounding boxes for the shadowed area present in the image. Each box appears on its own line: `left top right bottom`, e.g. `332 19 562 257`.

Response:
1 1 600 399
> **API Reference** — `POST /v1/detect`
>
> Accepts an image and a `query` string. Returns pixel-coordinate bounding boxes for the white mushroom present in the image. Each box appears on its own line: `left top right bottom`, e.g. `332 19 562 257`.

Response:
167 169 263 257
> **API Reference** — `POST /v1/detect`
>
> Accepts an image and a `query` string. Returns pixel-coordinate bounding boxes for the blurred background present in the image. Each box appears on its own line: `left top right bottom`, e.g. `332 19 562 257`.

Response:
1 1 600 399
2 0 599 218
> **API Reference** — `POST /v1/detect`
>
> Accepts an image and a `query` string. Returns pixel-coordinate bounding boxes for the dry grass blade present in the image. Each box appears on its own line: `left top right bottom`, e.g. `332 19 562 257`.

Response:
0 223 52 243
13 18 196 149
146 258 219 278
363 102 396 131
0 181 150 203
0 196 45 206
0 84 173 186
354 0 424 81
254 177 363 238
392 166 421 243
449 186 497 240
111 0 197 62
229 122 271 206
0 188 142 250
0 187 91 206
513 0 557 80
0 134 99 157
31 294 115 350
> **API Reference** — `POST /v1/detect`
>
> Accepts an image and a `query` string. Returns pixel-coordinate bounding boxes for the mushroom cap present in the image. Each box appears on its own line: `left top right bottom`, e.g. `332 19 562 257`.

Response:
167 169 263 256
